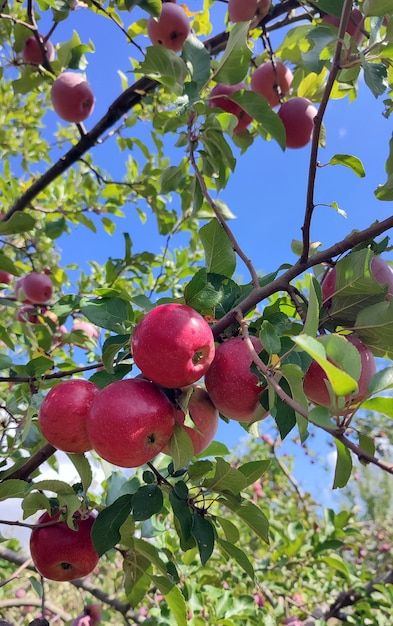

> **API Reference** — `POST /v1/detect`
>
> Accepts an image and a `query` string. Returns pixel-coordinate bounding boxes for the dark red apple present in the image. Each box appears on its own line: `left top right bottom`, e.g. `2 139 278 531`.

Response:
278 97 318 149
39 379 99 454
303 334 376 410
0 270 12 285
208 83 253 134
251 61 293 107
30 511 99 581
86 378 176 467
51 73 95 124
204 335 267 422
147 3 190 52
228 0 271 25
162 385 219 456
322 255 393 306
131 303 215 388
22 35 55 64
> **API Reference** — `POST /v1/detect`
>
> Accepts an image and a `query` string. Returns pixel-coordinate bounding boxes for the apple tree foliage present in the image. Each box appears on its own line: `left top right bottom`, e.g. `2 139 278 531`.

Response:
2 0 393 623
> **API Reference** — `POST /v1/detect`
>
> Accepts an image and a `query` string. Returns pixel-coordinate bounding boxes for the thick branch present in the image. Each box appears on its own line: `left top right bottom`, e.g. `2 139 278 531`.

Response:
2 443 56 481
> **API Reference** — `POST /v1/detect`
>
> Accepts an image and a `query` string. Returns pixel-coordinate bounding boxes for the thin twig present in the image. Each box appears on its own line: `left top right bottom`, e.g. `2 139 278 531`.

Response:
301 0 354 262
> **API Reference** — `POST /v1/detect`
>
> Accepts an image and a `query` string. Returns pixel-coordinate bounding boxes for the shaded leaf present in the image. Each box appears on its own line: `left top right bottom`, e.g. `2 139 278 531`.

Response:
333 439 352 489
132 485 163 521
91 494 133 556
191 513 215 565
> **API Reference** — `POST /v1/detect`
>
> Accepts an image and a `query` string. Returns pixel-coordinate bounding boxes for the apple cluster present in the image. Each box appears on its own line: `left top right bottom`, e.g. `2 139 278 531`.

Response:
302 253 393 413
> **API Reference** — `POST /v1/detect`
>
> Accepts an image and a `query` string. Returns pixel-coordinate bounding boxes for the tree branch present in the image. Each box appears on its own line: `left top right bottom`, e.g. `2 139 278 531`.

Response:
0 598 71 622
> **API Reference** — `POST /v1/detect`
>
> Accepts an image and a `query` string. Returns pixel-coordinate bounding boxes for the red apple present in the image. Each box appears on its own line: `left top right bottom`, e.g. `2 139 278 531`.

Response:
278 97 318 149
228 0 271 25
15 272 53 304
322 8 365 46
30 511 98 581
71 320 100 341
303 334 376 410
22 35 55 64
251 61 293 107
16 304 41 324
322 255 393 306
86 378 176 467
204 335 267 422
131 303 215 388
39 379 99 454
147 3 191 52
208 83 253 134
51 73 95 124
0 270 12 285
162 386 219 456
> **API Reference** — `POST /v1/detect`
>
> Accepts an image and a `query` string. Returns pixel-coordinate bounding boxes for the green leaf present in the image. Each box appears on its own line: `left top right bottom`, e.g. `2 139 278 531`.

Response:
229 90 286 150
213 22 252 85
184 268 222 313
80 297 128 332
216 516 240 543
91 494 133 556
203 458 247 495
333 439 352 489
134 538 167 574
139 46 188 96
30 480 77 495
150 575 187 626
169 490 195 551
182 34 211 91
191 513 215 565
137 0 161 18
132 484 163 521
199 220 236 278
218 538 255 580
25 356 53 377
280 363 309 442
0 479 28 501
362 60 388 98
355 299 393 359
0 354 13 371
165 423 195 472
237 460 270 486
375 174 393 201
22 492 51 519
0 253 18 275
309 0 344 17
102 334 130 374
67 454 93 494
219 495 269 543
259 320 281 355
320 554 351 579
0 212 35 234
363 0 393 17
327 154 366 177
293 334 359 397
361 396 393 419
358 432 376 459
160 165 184 194
308 406 338 430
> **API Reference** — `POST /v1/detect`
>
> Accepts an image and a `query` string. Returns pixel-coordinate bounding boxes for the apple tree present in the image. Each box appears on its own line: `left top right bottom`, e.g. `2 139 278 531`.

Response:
1 0 393 623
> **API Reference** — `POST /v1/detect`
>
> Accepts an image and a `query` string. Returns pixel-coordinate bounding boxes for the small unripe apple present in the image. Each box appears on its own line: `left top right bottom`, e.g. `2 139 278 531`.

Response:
39 379 99 453
30 511 99 581
163 386 219 456
0 270 12 285
278 97 318 149
251 61 293 107
131 303 215 388
51 73 95 123
205 335 267 422
228 0 271 25
322 8 365 46
322 255 393 306
147 3 191 52
208 83 253 134
15 272 53 304
22 35 55 64
303 334 376 410
86 378 176 467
